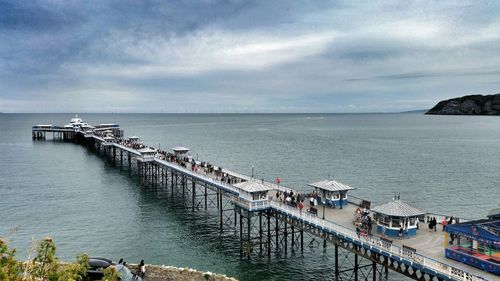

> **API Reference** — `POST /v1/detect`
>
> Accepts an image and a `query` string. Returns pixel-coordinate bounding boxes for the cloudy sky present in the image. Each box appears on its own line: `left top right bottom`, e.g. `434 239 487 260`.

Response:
1 0 500 113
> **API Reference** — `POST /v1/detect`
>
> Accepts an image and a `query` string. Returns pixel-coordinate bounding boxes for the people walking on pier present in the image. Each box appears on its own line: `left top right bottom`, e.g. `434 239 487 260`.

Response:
399 226 404 238
356 226 361 238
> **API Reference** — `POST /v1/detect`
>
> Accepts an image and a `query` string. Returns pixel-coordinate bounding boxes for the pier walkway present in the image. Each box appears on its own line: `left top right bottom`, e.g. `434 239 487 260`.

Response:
32 121 496 281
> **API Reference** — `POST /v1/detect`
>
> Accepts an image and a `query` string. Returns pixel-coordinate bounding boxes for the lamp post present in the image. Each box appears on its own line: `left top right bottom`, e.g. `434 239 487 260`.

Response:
251 166 254 178
322 201 326 220
196 152 198 161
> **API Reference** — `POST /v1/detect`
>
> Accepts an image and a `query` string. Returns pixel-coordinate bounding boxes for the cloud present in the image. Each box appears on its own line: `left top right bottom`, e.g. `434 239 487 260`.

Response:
65 29 339 78
1 0 500 112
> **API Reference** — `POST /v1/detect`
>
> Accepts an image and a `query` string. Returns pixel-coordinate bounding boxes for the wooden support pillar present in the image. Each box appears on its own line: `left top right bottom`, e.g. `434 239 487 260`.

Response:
372 261 377 281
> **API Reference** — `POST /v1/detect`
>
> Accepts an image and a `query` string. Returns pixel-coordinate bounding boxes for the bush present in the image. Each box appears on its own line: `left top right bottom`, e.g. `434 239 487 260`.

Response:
0 237 92 281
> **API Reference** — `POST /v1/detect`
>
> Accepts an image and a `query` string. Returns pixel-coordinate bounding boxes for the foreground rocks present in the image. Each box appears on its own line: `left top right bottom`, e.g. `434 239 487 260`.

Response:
426 93 500 115
127 264 238 281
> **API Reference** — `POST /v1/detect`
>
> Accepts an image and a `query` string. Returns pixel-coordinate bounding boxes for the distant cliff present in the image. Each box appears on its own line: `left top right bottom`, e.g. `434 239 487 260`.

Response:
426 93 500 115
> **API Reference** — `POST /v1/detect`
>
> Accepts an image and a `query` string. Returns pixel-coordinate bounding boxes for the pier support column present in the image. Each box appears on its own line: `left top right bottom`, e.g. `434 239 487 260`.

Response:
300 229 304 254
239 209 243 255
291 225 295 253
275 216 279 252
284 221 288 255
354 247 359 281
191 180 196 211
267 212 271 258
259 213 263 255
219 191 223 231
204 184 208 209
128 153 131 174
335 244 339 281
372 261 377 281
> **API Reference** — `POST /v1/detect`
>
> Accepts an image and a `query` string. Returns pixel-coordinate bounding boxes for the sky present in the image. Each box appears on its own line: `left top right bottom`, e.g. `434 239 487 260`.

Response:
1 0 500 113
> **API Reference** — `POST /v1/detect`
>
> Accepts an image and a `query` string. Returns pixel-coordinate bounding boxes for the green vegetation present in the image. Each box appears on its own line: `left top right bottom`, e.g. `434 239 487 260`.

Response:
0 237 118 281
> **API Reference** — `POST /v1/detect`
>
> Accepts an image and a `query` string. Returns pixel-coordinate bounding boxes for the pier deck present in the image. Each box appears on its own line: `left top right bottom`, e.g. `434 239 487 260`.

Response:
32 121 497 281
311 205 495 280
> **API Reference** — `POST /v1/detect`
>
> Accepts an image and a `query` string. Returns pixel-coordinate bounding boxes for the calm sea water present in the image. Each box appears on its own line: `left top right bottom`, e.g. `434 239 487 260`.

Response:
1 113 499 280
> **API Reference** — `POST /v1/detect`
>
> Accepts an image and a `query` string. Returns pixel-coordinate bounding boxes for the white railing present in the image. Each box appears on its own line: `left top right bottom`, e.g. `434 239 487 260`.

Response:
268 201 488 281
154 158 240 195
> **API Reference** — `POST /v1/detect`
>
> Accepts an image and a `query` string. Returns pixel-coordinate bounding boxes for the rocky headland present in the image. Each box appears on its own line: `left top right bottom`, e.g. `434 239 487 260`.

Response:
426 93 500 115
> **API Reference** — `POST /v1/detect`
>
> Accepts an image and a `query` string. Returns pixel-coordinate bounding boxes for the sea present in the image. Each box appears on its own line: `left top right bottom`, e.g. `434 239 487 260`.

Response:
1 113 499 281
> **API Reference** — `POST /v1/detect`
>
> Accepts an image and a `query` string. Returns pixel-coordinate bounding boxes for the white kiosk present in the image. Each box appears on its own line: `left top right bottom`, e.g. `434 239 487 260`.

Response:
371 199 425 237
308 179 355 208
138 147 156 162
234 180 276 209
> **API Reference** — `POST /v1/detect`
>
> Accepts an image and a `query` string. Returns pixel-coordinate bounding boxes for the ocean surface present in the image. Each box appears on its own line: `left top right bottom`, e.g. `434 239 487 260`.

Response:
1 113 499 281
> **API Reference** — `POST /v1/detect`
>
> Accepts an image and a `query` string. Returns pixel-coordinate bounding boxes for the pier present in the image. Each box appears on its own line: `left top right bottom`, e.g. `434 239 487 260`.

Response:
32 120 497 281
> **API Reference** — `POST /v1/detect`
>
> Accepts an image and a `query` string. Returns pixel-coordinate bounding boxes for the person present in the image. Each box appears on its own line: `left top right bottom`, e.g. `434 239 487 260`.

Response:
356 226 361 238
433 217 438 231
441 218 448 231
118 258 123 265
399 226 403 238
136 260 146 279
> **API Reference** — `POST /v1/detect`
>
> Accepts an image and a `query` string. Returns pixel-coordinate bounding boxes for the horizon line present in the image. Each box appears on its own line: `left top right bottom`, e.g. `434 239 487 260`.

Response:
0 110 428 114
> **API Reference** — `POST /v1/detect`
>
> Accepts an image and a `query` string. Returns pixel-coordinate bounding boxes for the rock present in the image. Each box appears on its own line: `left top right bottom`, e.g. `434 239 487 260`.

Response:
426 93 500 115
126 264 238 281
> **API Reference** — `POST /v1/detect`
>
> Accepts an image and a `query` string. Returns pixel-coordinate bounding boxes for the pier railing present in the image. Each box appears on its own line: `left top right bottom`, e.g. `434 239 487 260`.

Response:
268 201 487 281
154 158 240 196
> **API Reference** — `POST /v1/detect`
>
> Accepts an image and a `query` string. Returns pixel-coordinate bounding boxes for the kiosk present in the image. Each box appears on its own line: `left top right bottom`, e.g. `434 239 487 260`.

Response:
308 179 355 208
172 147 191 162
444 210 499 275
138 147 156 161
129 136 140 143
234 180 276 210
371 199 425 237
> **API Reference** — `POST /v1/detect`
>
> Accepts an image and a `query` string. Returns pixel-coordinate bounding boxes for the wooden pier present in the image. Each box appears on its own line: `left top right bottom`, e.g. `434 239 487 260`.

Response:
32 121 496 281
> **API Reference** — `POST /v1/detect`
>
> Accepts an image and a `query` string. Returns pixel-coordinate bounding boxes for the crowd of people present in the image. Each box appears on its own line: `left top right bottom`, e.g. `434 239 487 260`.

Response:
355 208 373 237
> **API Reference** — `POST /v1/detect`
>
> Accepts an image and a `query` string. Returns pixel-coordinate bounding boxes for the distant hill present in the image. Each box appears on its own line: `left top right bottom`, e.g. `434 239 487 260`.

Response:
426 93 500 115
400 109 427 114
